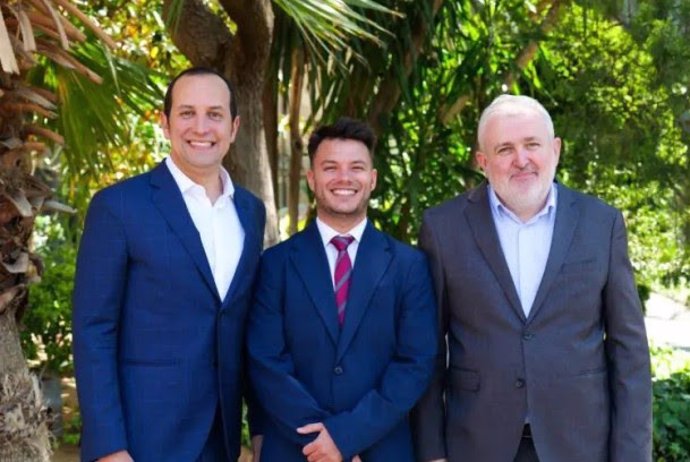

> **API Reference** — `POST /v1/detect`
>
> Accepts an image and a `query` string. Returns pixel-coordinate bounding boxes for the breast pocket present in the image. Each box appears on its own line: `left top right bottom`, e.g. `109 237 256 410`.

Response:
560 258 598 274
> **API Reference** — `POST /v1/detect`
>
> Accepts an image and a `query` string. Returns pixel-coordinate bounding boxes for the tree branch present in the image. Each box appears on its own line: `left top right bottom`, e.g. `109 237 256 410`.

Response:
366 0 445 135
438 0 567 125
218 0 273 85
163 0 233 68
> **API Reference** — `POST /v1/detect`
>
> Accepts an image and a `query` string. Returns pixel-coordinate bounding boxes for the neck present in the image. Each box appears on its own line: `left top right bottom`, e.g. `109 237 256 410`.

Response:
318 213 365 234
508 195 548 223
171 159 224 204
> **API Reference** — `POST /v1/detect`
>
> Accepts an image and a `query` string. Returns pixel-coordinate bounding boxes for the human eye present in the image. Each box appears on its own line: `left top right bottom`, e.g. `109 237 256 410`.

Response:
179 109 194 118
209 111 223 121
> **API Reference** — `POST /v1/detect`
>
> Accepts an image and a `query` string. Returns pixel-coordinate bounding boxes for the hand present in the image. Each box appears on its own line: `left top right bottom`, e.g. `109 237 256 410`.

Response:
353 456 362 462
97 450 133 462
251 434 263 461
297 422 342 462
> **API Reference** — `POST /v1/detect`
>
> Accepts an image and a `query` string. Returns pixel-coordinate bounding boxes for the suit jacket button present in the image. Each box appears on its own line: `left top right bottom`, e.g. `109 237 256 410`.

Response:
334 366 343 375
522 333 534 340
515 378 525 388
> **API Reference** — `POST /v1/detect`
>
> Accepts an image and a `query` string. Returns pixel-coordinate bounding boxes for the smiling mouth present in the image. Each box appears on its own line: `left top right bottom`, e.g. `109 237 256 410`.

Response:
188 140 215 148
331 189 357 196
512 171 537 180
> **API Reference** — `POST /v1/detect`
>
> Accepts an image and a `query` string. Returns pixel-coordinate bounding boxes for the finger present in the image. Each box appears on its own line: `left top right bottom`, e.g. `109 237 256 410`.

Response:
353 456 362 462
306 450 323 462
297 422 324 434
302 441 315 456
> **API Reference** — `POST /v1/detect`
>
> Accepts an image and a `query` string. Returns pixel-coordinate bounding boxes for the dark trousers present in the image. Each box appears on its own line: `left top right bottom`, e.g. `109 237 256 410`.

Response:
197 407 229 462
513 425 539 462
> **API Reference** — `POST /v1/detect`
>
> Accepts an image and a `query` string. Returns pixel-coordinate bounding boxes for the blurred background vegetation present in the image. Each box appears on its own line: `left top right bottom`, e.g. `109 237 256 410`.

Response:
2 0 690 460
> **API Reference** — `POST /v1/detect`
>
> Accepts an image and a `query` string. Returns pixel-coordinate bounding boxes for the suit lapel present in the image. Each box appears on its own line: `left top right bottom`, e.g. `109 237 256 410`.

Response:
465 183 524 321
150 162 218 301
527 184 578 322
336 223 392 362
221 188 260 308
291 223 340 345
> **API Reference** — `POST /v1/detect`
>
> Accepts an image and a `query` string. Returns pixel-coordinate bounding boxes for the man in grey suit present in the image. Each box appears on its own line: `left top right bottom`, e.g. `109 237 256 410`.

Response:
412 94 652 462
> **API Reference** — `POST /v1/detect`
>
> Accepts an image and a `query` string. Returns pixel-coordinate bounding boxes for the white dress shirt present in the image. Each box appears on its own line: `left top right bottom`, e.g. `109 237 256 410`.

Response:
165 157 244 300
488 184 557 317
315 217 367 288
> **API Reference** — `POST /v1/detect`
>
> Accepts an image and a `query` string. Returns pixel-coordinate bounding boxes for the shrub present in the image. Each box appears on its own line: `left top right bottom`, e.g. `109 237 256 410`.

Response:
21 217 76 376
652 347 690 461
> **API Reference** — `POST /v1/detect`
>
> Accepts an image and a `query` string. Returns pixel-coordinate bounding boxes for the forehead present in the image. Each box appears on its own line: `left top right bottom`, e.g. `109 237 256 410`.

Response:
172 74 230 108
484 111 549 144
314 138 372 164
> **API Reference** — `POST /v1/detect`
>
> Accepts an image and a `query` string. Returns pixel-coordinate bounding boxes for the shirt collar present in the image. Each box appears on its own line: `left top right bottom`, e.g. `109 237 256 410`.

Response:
315 217 367 249
488 182 557 225
165 156 235 199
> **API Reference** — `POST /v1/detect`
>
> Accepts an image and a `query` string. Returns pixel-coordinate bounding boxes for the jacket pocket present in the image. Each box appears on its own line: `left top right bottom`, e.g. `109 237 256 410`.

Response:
449 367 480 392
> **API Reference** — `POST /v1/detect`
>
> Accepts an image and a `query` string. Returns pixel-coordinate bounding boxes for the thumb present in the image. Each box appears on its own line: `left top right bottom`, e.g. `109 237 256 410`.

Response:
297 422 324 434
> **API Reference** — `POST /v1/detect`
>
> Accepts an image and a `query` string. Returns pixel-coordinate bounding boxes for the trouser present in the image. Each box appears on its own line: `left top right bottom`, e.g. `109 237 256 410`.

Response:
513 424 539 462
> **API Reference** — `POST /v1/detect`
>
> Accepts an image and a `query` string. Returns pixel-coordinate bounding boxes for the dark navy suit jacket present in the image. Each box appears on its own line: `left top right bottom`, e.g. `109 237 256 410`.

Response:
73 162 265 461
247 221 437 461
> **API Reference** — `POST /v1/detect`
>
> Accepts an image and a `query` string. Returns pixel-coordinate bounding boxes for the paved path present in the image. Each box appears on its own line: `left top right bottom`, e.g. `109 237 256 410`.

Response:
644 292 690 351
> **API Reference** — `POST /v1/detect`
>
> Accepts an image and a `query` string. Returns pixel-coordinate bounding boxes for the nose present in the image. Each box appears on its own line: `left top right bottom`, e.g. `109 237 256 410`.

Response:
333 167 352 182
192 115 209 134
513 147 529 168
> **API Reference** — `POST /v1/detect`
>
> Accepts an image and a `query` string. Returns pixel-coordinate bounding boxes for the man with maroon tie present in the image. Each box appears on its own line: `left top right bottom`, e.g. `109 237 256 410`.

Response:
247 117 437 461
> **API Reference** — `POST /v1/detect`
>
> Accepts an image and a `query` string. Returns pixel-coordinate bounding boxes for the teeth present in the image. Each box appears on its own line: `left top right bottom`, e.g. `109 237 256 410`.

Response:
189 141 213 147
332 189 356 196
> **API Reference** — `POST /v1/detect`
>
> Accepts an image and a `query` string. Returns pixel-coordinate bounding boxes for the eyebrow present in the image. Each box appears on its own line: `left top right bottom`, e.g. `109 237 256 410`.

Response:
493 136 542 151
176 104 226 111
493 142 513 152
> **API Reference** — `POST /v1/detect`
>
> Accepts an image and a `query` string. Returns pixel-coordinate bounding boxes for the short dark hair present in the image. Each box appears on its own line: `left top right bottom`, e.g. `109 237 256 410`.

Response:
307 117 376 164
163 66 238 119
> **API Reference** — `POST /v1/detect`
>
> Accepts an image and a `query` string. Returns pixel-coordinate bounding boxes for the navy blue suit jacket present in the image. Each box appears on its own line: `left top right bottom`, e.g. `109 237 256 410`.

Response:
247 221 437 461
73 162 265 461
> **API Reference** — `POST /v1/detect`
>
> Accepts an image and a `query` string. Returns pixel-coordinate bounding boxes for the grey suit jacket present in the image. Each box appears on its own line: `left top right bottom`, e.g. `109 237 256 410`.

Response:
411 182 652 462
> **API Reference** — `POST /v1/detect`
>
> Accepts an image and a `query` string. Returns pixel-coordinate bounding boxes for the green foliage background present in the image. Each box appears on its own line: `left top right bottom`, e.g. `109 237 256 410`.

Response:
17 0 690 452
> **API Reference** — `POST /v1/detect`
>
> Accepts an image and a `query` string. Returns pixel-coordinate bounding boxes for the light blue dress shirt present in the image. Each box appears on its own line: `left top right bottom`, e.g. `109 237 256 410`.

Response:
488 184 557 317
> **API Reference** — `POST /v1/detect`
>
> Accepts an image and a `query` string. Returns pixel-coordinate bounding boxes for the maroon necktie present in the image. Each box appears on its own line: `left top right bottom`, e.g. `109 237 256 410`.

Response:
331 235 355 326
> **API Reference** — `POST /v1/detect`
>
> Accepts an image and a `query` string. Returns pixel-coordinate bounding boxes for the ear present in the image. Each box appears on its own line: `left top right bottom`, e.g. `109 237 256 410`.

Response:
553 137 562 164
160 112 171 139
475 150 487 171
306 168 315 192
229 116 241 143
370 168 377 191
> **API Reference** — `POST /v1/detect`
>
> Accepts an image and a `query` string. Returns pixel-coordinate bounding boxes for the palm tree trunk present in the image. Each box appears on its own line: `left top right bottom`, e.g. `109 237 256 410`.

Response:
0 301 52 462
1 1 115 457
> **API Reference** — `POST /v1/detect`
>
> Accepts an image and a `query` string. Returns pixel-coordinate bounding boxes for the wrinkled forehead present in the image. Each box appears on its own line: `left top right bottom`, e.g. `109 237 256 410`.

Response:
479 106 552 150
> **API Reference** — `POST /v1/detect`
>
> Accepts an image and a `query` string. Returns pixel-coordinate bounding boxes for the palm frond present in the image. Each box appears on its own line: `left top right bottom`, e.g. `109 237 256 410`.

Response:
27 38 163 183
274 0 399 63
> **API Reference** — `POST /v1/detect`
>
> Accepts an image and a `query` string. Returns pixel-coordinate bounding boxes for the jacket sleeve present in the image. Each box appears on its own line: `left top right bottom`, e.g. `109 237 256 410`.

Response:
604 211 652 462
410 216 449 461
324 250 438 459
244 198 267 438
72 190 129 461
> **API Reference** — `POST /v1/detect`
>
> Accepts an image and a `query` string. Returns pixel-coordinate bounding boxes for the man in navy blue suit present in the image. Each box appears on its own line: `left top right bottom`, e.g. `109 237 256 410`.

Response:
247 118 437 461
73 67 265 461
